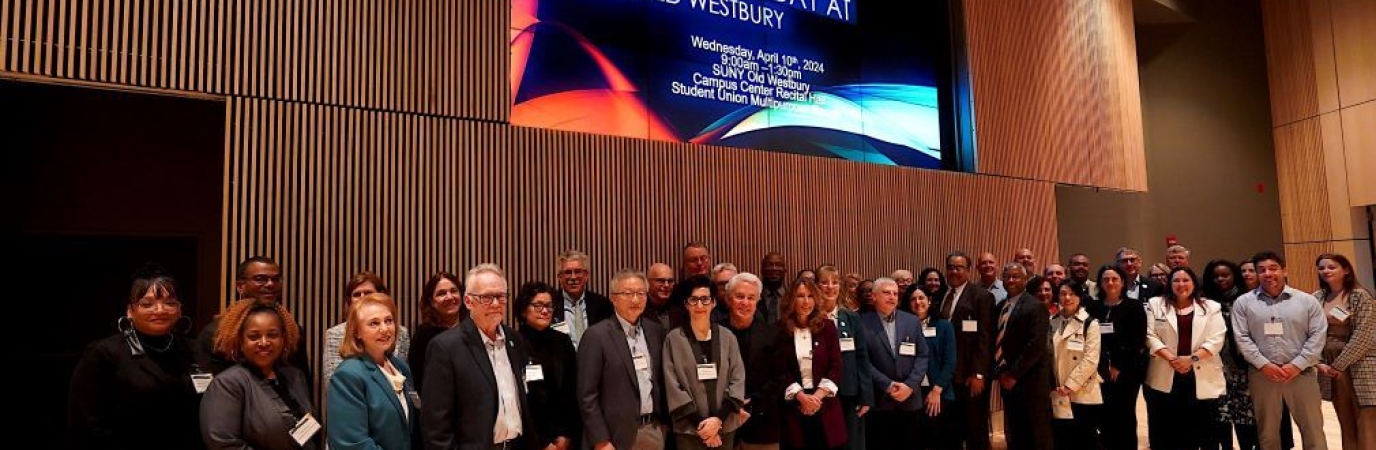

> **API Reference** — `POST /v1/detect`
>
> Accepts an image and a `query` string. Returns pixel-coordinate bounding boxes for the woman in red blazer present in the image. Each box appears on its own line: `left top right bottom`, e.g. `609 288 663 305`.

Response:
775 278 847 450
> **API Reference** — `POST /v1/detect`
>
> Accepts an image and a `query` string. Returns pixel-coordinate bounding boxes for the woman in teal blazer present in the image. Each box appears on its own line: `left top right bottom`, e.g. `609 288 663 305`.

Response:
327 293 421 450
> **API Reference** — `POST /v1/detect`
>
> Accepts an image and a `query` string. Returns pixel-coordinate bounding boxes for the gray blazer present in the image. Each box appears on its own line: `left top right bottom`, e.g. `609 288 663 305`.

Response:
201 364 318 450
663 325 746 437
577 317 667 450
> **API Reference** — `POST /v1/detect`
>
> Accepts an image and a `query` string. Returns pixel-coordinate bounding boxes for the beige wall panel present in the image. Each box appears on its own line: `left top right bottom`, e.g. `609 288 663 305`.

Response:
1261 0 1320 126
1307 0 1341 114
1271 118 1332 243
1331 0 1376 107
963 0 1146 191
0 0 506 121
223 98 1061 394
1318 113 1359 238
1341 102 1376 206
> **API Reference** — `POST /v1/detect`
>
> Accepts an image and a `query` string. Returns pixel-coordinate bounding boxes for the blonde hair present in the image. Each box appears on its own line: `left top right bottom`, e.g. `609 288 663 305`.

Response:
213 300 300 363
340 293 399 359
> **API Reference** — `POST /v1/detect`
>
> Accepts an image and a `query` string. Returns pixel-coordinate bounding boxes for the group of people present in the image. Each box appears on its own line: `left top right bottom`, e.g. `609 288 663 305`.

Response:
65 243 1374 450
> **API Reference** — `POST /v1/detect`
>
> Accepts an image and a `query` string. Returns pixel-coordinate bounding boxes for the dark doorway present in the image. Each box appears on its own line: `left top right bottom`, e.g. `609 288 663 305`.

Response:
5 79 224 448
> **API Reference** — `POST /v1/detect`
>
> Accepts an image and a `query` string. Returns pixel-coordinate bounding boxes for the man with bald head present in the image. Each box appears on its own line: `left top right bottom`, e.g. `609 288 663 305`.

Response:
643 263 682 329
1042 264 1067 289
975 252 1007 304
681 242 712 279
1013 248 1037 280
759 252 787 323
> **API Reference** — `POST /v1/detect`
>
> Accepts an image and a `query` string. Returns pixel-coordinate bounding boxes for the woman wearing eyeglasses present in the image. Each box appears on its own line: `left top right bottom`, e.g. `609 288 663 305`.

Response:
517 281 582 450
664 276 748 450
68 264 206 450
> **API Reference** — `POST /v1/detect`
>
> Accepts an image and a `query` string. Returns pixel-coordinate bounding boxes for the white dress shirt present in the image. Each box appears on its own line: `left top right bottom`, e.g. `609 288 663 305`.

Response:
481 327 523 443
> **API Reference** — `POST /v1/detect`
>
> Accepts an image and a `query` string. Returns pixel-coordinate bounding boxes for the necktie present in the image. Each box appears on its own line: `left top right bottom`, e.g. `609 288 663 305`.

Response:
995 297 1017 362
941 289 957 320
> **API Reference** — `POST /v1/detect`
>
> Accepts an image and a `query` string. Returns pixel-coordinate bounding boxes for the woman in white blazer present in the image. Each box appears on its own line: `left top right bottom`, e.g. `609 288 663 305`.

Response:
1050 281 1103 450
1144 267 1227 450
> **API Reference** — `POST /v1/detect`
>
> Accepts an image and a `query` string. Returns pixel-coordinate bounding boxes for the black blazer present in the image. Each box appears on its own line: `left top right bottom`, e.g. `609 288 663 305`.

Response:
577 316 667 450
68 333 206 450
995 292 1052 387
721 318 786 444
420 320 532 450
946 282 997 381
1091 297 1149 382
1129 275 1164 305
518 325 581 450
553 290 614 328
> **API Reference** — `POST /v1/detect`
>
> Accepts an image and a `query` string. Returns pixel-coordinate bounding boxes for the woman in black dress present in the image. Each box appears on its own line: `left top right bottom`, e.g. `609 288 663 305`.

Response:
408 271 464 390
516 281 582 450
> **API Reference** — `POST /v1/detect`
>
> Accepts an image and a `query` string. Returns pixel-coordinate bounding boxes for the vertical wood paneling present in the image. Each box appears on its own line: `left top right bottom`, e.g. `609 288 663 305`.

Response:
1341 102 1376 207
1331 0 1376 108
1272 118 1332 243
1261 0 1320 126
964 0 1145 191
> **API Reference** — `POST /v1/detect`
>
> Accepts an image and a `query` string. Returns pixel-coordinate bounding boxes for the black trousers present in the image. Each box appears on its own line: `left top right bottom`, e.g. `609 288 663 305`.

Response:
1144 373 1219 450
865 409 919 450
1051 403 1102 450
1002 382 1052 450
916 387 953 450
951 383 991 450
1098 375 1141 450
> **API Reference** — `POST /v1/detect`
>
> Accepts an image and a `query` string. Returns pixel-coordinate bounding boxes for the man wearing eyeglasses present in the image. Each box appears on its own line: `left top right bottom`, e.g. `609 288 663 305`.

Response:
194 256 314 386
643 263 682 329
579 269 669 450
422 263 533 450
1115 247 1163 304
682 242 713 279
552 249 613 348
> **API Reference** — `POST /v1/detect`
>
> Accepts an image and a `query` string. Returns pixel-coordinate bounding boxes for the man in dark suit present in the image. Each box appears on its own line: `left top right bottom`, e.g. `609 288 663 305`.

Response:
422 264 532 450
578 269 668 450
1115 247 1163 304
860 278 929 450
551 249 613 348
993 264 1052 450
940 252 996 450
718 272 785 450
195 256 314 386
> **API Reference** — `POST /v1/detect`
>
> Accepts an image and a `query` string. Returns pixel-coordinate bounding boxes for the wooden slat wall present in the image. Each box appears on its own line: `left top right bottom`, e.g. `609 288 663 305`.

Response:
1 0 504 120
963 0 1147 191
1261 0 1374 290
225 98 1059 391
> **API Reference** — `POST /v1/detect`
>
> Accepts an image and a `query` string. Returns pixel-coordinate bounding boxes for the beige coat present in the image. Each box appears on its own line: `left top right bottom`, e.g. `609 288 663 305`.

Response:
1145 297 1227 399
1050 308 1103 404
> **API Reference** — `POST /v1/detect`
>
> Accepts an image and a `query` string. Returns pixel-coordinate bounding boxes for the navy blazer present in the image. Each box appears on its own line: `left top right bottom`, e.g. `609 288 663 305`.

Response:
923 318 958 401
831 308 876 406
860 310 929 411
420 320 531 450
328 355 420 450
577 316 667 450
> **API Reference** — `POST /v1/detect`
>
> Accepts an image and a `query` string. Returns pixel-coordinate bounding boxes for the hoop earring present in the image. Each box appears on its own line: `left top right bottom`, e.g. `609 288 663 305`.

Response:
174 316 194 334
116 316 135 335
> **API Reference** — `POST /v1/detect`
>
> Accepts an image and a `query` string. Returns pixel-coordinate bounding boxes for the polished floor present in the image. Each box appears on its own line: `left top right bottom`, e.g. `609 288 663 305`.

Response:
987 389 1345 449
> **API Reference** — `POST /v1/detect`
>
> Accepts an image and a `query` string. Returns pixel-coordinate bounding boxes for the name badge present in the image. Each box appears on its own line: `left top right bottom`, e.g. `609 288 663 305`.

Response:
1331 306 1351 322
406 390 422 410
899 342 918 356
1099 323 1115 334
1127 288 1140 300
1264 322 1284 336
923 327 937 338
962 320 978 332
839 337 856 352
290 413 321 446
525 364 545 382
191 373 213 394
633 354 649 371
1067 338 1085 352
697 363 718 380
552 321 570 334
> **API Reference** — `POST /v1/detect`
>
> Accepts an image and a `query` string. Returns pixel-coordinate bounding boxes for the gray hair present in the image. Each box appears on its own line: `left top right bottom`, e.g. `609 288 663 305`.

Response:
1001 263 1027 276
464 263 507 294
558 249 589 267
725 272 763 294
873 277 898 291
1166 245 1190 257
1115 247 1139 261
711 262 739 278
610 268 647 290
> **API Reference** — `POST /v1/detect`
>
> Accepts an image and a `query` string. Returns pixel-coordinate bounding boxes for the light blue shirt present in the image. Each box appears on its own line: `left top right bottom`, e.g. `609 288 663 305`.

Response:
1232 285 1327 370
616 314 654 415
563 291 589 348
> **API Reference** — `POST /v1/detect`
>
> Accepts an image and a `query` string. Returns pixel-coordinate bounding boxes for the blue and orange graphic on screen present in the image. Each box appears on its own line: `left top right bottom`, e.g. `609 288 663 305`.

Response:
511 0 942 168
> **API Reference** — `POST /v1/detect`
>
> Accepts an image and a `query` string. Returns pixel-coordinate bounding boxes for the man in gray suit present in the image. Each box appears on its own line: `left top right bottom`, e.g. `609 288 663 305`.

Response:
579 269 669 450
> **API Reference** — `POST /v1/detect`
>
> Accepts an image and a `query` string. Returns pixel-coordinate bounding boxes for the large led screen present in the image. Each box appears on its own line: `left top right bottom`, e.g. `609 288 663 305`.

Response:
511 0 953 169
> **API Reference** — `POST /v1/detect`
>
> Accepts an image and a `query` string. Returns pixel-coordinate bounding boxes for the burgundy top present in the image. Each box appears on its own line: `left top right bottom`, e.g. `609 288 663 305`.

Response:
1176 306 1194 357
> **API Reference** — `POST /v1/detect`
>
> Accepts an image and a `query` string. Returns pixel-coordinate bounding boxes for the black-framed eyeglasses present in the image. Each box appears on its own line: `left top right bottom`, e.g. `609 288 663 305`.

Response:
528 302 554 312
687 296 714 306
613 291 648 300
247 275 282 286
468 293 508 305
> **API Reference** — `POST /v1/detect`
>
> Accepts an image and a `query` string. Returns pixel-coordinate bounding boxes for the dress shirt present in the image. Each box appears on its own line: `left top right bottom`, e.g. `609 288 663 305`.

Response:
981 279 1007 304
480 327 523 443
943 282 969 318
563 291 589 348
785 328 839 399
1232 286 1327 370
616 315 654 415
881 312 898 352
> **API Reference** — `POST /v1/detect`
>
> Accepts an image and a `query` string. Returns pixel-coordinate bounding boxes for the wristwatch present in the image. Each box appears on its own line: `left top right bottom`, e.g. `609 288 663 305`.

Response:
1190 354 1200 362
